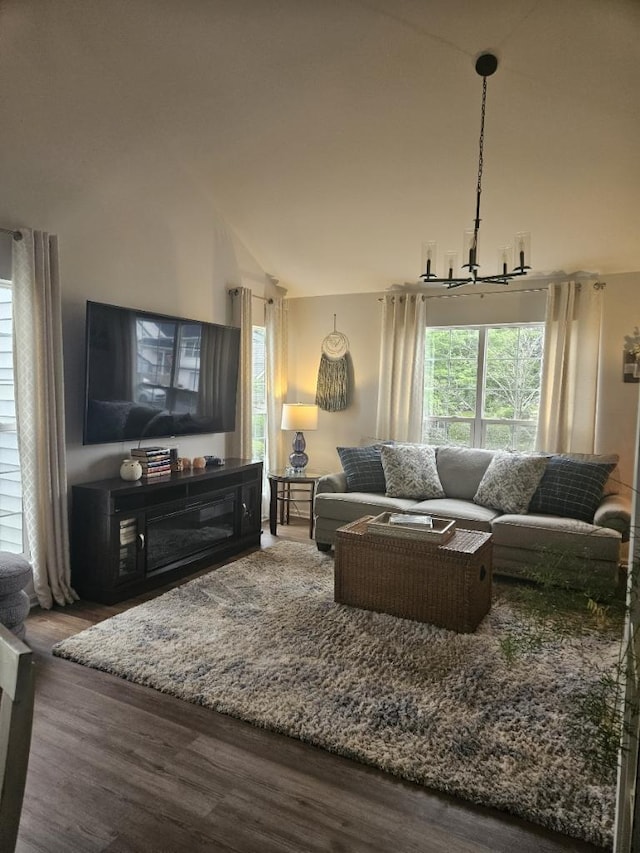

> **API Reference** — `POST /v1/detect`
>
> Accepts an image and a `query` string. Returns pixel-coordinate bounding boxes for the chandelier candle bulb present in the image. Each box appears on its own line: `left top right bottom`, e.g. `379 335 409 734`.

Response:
499 246 513 277
463 229 478 271
422 241 437 278
446 251 458 280
515 232 531 271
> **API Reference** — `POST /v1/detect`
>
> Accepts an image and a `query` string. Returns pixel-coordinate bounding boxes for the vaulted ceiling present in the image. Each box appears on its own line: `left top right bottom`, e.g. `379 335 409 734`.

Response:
1 0 639 297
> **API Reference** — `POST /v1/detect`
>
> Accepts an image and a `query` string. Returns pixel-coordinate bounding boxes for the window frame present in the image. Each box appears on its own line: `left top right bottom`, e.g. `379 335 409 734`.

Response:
0 279 23 554
422 322 545 451
251 324 266 462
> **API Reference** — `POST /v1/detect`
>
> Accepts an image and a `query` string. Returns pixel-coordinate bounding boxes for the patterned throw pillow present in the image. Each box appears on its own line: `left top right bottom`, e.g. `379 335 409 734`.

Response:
337 446 386 492
528 457 616 522
473 452 548 514
380 444 445 499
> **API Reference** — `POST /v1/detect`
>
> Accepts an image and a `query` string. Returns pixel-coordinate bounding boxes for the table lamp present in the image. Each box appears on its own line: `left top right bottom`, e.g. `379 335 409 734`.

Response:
281 403 318 472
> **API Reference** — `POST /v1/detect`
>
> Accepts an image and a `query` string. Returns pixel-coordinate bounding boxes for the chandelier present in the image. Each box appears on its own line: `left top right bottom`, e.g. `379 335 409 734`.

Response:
420 53 530 289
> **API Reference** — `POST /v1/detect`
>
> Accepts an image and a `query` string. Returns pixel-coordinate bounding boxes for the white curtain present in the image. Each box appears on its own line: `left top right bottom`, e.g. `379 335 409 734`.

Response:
12 230 77 609
226 286 252 459
536 280 604 453
265 297 288 478
375 293 427 442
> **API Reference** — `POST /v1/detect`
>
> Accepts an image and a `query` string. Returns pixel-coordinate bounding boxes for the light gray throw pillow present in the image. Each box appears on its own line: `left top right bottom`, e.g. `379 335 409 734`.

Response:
473 451 548 514
381 444 445 499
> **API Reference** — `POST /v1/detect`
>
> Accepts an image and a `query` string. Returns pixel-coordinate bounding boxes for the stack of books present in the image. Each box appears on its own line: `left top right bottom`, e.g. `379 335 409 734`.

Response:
130 447 172 479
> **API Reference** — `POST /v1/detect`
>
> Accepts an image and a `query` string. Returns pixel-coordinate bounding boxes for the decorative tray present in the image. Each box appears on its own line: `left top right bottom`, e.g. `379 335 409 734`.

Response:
365 512 456 544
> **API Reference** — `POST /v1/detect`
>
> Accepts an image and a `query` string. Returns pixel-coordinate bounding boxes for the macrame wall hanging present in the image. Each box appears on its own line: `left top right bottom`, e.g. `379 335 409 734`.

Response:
315 315 350 412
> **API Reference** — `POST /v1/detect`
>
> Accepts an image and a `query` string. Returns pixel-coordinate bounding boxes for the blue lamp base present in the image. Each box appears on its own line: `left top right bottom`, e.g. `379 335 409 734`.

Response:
289 431 308 471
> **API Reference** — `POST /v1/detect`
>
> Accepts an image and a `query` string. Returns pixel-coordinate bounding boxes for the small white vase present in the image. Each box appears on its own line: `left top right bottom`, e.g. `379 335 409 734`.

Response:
119 458 142 481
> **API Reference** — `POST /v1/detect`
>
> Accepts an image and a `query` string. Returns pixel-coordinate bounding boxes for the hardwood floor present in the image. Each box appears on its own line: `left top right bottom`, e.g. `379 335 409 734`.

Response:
18 519 602 853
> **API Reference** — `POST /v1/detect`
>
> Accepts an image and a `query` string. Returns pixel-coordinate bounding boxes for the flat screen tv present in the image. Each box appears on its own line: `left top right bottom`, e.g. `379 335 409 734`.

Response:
83 301 241 445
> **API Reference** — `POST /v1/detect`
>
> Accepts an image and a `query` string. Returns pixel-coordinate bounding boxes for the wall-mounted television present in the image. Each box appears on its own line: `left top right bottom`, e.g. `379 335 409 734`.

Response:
83 301 240 445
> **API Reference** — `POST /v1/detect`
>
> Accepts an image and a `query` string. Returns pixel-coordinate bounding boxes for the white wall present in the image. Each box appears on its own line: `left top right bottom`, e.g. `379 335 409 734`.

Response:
287 293 383 474
0 151 270 485
287 276 640 491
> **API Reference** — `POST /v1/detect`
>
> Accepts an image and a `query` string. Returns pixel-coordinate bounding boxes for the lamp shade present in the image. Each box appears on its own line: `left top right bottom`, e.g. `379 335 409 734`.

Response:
281 403 318 432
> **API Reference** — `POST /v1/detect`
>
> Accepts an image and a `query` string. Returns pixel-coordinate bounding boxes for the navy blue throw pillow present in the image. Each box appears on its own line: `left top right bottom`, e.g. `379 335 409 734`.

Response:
337 446 386 493
528 457 615 522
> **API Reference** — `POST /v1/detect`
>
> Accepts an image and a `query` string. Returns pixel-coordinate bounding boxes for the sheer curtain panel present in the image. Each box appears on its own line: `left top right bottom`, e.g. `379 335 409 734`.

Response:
12 230 76 608
226 286 252 459
375 294 427 442
265 297 288 476
536 280 604 453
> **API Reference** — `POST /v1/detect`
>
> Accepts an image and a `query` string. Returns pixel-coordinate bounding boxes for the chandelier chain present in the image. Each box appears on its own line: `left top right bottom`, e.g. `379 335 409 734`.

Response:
477 76 487 200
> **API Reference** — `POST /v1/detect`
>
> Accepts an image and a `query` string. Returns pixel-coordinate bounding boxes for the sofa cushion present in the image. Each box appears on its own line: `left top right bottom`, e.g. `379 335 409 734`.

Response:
435 447 496 500
411 498 497 532
528 457 616 522
314 491 418 524
337 445 386 492
381 444 445 499
474 451 548 514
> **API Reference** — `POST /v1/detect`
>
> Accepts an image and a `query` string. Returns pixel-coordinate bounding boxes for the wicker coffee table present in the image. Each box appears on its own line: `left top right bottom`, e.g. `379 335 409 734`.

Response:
334 516 493 633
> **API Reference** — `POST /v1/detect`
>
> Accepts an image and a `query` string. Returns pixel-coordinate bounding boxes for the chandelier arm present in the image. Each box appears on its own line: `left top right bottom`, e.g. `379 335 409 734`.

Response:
421 268 529 288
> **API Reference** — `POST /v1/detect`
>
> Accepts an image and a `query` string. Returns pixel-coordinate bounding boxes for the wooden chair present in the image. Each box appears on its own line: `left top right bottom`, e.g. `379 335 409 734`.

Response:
0 622 34 852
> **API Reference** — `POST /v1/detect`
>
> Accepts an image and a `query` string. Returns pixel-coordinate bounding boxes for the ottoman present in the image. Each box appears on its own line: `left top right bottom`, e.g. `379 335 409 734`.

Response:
0 552 32 640
334 516 493 633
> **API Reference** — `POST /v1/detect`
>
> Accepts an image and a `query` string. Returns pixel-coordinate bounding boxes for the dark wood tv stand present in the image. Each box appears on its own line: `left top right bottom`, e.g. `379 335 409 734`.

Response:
70 458 263 604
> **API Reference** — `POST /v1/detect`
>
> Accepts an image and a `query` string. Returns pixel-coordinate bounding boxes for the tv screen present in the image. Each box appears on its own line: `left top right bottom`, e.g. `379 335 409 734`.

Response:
83 301 241 445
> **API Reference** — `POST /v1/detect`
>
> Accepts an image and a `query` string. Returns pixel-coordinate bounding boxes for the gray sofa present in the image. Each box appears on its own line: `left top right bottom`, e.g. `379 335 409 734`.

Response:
314 446 631 591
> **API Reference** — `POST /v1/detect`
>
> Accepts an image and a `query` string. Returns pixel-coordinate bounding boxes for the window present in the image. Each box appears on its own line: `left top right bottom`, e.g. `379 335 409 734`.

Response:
0 283 23 553
423 324 545 451
252 325 266 460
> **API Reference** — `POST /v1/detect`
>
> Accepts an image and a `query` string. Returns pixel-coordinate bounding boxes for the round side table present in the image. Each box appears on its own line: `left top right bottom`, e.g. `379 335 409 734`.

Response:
268 471 323 538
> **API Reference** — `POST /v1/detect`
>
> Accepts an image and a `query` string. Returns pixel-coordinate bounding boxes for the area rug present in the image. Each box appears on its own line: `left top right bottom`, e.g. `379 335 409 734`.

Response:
53 541 622 849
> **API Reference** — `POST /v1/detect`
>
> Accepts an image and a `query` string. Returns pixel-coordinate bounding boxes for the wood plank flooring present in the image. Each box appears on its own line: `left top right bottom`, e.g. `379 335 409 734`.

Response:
17 519 602 852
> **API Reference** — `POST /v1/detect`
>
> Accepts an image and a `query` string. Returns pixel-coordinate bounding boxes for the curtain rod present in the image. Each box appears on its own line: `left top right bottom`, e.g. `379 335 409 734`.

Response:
228 287 273 304
378 285 552 302
0 227 23 241
378 280 606 302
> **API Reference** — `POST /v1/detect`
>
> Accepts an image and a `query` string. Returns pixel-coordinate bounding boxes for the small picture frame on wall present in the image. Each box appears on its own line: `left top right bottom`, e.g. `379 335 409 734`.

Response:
623 350 640 383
